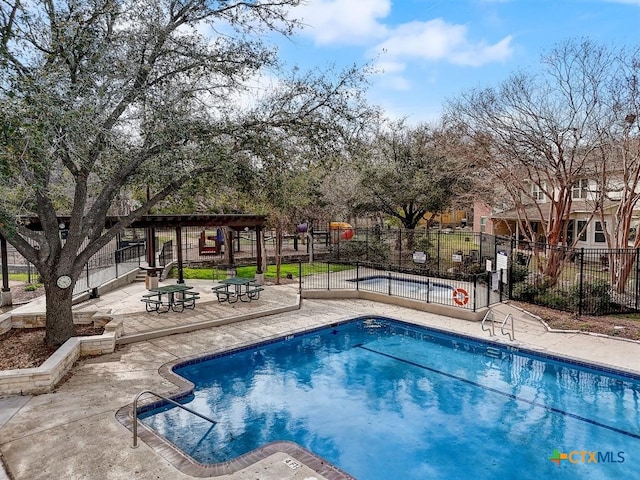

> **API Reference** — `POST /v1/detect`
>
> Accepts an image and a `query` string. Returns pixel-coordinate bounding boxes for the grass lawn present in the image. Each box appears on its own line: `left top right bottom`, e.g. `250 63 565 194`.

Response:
170 263 354 281
8 273 40 283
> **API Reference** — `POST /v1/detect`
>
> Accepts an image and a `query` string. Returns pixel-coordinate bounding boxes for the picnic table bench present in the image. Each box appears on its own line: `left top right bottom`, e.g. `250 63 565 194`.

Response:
142 284 199 313
212 277 264 303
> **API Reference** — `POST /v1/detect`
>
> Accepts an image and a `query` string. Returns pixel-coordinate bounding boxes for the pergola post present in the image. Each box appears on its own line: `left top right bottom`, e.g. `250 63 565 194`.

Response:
255 226 264 285
0 234 11 306
145 226 158 289
175 226 184 284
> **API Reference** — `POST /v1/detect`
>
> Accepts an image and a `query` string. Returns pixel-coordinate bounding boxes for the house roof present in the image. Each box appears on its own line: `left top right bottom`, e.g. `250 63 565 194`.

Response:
490 199 619 222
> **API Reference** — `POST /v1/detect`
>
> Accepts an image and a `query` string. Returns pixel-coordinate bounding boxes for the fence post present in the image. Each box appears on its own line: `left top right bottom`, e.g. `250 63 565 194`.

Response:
578 248 585 317
327 261 330 290
365 229 369 262
483 271 488 306
356 262 359 291
398 229 402 268
473 273 478 312
388 269 392 296
437 232 441 272
298 261 302 294
636 248 640 310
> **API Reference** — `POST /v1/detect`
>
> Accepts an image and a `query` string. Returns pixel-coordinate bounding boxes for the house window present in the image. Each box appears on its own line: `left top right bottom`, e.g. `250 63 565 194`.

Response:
532 183 546 202
577 220 587 242
480 217 487 233
572 179 589 199
594 221 606 243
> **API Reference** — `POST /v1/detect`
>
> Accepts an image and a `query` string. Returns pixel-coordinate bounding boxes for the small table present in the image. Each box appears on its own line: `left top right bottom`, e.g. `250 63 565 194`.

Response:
212 277 263 303
142 284 199 313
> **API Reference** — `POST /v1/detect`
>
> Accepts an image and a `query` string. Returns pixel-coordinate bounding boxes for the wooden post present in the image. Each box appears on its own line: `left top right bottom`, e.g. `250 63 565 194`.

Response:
0 234 11 306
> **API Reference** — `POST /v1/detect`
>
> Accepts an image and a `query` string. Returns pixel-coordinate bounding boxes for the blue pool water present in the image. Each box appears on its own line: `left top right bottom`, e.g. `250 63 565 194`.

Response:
140 317 640 479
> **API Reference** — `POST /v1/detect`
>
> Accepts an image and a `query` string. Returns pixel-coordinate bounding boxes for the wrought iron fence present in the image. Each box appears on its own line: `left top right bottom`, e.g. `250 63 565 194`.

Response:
299 261 505 312
6 222 639 316
0 229 145 295
509 243 640 316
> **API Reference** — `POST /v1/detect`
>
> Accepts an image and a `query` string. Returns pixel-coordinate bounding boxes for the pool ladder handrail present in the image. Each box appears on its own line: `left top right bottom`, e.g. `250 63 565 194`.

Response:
131 390 217 448
481 310 495 336
501 313 515 341
482 310 515 341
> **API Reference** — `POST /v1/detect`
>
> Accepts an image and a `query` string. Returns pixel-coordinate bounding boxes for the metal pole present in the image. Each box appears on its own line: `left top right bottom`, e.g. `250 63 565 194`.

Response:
579 248 585 317
636 249 640 312
176 226 184 284
132 390 216 449
327 261 330 290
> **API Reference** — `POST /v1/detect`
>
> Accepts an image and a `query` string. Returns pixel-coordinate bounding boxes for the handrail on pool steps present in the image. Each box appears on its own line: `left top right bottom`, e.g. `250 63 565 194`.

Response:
131 390 217 448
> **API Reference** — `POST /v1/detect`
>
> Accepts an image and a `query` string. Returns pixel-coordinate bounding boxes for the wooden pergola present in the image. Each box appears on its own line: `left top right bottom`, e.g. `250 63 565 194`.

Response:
1 214 267 297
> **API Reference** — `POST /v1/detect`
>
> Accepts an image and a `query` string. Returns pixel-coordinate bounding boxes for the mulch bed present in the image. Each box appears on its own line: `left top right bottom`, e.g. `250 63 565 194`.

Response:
509 301 640 341
0 325 104 370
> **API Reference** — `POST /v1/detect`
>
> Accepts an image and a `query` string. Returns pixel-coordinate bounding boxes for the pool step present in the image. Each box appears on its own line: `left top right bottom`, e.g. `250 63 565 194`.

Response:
485 347 502 359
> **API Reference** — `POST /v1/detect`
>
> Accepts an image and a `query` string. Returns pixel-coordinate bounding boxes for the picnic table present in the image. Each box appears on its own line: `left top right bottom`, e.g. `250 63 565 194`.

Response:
141 284 200 313
212 277 263 303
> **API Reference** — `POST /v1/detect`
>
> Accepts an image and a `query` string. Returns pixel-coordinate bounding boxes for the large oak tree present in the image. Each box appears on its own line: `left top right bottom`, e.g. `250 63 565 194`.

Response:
0 0 369 346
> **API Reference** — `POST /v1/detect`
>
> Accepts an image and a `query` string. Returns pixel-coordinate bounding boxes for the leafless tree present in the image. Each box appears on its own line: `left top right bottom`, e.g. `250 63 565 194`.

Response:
446 39 615 281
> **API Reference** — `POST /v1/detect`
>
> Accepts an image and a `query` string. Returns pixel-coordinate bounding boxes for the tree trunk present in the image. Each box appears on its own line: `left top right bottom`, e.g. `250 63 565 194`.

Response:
44 285 77 347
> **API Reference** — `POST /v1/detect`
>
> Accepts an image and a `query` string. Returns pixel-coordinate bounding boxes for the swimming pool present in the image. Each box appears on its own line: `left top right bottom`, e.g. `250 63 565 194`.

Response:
139 317 640 479
348 275 458 304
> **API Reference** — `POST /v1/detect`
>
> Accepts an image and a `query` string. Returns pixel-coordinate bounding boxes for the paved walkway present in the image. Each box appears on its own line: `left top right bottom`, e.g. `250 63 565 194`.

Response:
1 280 639 479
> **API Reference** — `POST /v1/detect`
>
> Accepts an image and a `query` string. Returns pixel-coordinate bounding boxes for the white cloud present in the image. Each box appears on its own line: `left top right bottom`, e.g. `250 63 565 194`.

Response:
373 18 513 67
373 60 406 74
380 75 411 91
296 0 390 45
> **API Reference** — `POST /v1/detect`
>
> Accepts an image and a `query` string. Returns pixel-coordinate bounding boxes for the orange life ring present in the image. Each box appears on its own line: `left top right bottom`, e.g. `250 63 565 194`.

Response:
453 288 469 306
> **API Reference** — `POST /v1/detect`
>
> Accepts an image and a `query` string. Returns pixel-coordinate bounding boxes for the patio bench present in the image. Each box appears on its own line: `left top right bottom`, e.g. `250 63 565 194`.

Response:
141 295 167 313
246 286 264 300
173 291 200 310
212 285 232 302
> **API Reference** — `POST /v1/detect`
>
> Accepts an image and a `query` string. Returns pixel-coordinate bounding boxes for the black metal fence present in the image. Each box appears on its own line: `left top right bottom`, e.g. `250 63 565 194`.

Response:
1 229 145 295
509 243 640 316
299 261 505 312
6 223 639 316
330 228 504 271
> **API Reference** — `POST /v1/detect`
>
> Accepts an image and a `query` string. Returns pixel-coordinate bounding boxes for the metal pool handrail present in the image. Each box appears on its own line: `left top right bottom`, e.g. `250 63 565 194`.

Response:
501 313 515 341
131 390 217 448
481 310 495 336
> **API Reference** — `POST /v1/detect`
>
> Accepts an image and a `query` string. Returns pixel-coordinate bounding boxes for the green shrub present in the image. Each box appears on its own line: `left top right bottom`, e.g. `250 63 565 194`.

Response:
512 282 544 302
24 283 41 292
568 279 612 315
511 265 529 283
334 239 390 263
413 237 433 253
534 291 570 311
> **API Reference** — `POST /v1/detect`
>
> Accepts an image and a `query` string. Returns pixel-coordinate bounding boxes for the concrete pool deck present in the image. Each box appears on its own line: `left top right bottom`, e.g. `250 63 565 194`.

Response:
1 280 640 479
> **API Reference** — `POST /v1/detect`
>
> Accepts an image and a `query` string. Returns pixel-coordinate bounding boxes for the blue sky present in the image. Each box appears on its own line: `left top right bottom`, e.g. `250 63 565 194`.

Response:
273 0 640 123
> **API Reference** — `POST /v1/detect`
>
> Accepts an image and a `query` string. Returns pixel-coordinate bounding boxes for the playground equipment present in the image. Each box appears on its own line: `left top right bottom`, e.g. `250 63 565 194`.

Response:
329 222 354 243
198 229 224 255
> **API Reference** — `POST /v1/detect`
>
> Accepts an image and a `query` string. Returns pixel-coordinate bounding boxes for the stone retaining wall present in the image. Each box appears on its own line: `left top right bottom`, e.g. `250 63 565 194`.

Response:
0 310 122 396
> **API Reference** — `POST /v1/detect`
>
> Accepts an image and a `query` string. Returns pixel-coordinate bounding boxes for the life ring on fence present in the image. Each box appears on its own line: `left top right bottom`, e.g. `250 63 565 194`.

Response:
453 288 469 306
